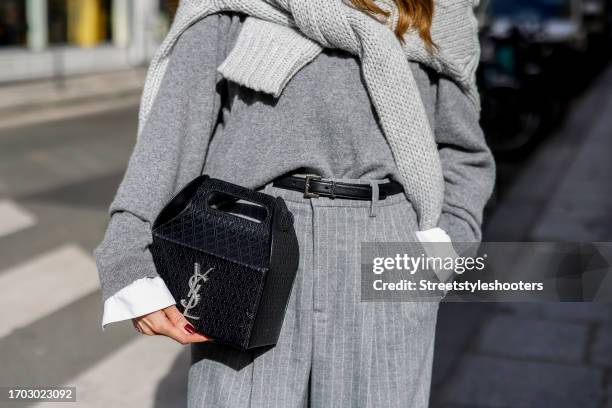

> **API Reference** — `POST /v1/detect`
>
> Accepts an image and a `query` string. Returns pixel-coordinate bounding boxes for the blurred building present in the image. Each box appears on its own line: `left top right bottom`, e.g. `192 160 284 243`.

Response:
0 0 179 84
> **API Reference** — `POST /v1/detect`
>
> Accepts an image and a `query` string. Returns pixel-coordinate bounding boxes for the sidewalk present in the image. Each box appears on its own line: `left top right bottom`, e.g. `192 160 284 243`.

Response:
0 69 146 130
431 65 612 408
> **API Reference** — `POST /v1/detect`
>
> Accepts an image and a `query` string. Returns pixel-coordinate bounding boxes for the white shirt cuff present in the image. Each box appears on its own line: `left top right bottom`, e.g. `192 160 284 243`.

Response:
415 228 458 285
415 227 452 244
102 277 176 329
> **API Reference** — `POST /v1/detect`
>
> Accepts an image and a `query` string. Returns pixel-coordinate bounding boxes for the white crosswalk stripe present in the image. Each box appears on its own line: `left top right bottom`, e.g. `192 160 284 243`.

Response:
0 244 100 338
0 104 193 407
31 337 187 408
0 199 36 238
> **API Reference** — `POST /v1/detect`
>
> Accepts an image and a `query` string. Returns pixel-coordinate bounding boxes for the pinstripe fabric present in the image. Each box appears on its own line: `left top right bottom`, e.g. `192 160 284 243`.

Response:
187 178 439 408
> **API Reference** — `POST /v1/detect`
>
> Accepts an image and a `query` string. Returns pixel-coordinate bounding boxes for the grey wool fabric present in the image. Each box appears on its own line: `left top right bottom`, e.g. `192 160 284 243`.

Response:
187 184 440 407
94 6 496 406
94 13 495 305
137 0 482 231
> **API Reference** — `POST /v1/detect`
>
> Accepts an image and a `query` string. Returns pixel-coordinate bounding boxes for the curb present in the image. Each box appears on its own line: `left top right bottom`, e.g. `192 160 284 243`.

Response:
0 69 146 130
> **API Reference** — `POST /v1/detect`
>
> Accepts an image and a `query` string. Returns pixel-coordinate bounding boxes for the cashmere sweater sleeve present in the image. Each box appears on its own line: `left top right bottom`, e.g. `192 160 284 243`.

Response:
94 14 233 306
434 76 496 242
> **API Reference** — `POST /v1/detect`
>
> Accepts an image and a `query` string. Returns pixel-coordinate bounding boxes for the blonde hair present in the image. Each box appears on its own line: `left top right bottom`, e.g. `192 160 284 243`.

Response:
350 0 435 48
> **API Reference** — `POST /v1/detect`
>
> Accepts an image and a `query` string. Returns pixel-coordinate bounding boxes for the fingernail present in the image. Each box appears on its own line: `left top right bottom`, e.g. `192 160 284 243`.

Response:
184 323 195 334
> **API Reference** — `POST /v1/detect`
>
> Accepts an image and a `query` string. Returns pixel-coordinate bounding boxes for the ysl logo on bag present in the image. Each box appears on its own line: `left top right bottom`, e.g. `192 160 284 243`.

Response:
180 263 213 320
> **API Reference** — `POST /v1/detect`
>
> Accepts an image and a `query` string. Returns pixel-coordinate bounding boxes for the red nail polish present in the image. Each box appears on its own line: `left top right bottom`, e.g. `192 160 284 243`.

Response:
184 323 195 334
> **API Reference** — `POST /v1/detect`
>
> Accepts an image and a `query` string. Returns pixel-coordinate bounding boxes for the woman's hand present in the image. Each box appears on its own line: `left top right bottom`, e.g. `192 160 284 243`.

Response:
132 305 209 345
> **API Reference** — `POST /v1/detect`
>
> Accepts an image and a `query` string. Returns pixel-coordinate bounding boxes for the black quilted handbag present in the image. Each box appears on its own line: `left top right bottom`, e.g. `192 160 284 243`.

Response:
150 175 299 350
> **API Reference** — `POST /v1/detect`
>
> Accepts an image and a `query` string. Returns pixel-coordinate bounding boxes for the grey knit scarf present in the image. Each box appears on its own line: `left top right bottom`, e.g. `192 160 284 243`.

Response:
139 0 481 232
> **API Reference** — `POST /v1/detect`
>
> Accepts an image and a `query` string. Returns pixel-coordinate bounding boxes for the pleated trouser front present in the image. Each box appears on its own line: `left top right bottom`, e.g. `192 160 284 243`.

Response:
187 179 440 408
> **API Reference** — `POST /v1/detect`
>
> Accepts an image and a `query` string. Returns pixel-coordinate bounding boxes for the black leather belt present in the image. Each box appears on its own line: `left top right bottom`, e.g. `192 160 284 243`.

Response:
273 175 404 200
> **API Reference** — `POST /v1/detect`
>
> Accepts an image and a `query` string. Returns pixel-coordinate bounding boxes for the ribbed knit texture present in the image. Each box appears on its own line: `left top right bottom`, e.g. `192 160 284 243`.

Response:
218 18 323 97
137 0 481 231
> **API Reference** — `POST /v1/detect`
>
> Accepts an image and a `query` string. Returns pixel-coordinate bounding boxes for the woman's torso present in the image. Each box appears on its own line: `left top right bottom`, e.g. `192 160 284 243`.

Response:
202 13 439 188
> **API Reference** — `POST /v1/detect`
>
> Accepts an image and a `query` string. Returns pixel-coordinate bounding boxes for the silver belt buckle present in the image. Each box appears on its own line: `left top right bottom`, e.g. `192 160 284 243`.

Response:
303 175 322 198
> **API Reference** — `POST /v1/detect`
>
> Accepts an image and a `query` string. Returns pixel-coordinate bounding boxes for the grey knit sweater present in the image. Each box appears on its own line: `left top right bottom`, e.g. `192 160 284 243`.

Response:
139 0 482 231
94 13 495 303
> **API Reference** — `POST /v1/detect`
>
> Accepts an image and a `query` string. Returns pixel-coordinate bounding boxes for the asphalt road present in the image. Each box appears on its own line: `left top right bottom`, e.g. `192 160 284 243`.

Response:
0 106 189 408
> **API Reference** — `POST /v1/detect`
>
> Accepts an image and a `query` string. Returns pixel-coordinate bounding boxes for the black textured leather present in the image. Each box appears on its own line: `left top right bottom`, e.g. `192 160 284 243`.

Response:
150 175 299 350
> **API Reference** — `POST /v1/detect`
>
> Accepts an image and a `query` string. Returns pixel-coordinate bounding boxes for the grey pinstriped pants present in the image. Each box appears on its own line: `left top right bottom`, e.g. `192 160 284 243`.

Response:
187 178 440 408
